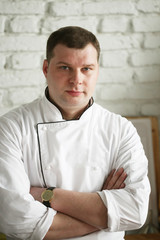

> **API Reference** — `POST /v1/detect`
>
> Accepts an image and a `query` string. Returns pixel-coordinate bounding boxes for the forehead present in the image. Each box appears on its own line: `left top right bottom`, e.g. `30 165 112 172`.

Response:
52 44 98 63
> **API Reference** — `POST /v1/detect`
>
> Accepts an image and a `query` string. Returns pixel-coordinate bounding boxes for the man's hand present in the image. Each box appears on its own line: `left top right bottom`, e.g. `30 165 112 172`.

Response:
102 168 127 190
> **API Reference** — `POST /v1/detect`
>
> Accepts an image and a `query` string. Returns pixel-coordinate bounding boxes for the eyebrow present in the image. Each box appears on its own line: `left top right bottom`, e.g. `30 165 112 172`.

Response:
56 61 72 66
56 61 96 67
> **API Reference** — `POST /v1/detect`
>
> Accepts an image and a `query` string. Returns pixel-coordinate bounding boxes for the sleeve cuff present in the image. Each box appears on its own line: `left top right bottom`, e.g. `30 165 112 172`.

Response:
31 207 56 240
97 190 120 231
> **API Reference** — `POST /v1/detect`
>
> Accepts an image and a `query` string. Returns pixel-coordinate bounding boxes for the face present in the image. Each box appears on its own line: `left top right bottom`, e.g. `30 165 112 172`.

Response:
43 43 99 117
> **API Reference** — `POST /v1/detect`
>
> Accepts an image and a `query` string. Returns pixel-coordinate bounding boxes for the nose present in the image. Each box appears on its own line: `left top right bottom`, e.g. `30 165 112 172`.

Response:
69 69 83 85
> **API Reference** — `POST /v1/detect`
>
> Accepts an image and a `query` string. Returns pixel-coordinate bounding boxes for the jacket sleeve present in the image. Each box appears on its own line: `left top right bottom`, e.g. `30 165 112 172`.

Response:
98 118 151 232
0 113 56 240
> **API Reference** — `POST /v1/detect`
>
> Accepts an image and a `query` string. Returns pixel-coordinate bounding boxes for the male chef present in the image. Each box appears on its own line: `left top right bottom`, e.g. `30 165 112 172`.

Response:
0 26 150 240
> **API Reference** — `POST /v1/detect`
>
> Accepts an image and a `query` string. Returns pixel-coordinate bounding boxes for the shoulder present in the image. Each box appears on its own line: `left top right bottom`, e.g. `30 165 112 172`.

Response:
92 102 136 134
92 102 128 123
0 97 42 130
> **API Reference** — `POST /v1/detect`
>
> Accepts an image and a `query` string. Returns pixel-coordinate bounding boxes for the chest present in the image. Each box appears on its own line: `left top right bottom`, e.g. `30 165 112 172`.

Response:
24 119 118 192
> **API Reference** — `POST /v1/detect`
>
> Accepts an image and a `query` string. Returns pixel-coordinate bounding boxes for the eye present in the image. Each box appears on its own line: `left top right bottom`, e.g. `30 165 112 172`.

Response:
83 67 90 71
60 66 69 70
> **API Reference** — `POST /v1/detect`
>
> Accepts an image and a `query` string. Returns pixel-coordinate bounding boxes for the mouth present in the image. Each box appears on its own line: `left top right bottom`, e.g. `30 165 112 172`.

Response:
66 90 83 97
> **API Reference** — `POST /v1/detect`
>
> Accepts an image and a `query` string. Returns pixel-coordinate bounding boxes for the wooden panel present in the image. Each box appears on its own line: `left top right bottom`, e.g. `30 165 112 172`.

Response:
151 117 160 225
125 233 160 240
0 234 6 240
127 116 160 227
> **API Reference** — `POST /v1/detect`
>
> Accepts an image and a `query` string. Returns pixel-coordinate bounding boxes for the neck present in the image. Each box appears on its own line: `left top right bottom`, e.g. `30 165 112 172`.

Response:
61 104 89 120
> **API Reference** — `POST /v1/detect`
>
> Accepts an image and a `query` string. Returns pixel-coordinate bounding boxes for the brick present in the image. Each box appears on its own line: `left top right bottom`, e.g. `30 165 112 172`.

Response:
98 67 133 83
10 53 42 69
144 33 160 48
83 0 136 15
98 84 127 100
10 16 40 33
101 51 128 67
0 16 6 33
98 33 143 50
102 102 138 116
141 103 160 115
100 16 129 33
0 70 45 87
0 89 6 107
133 16 160 32
0 89 12 112
94 97 138 116
0 36 47 52
0 54 6 69
0 1 45 15
97 83 160 101
49 2 82 16
42 17 97 34
8 87 42 105
133 67 160 83
117 103 138 116
130 50 160 66
127 84 160 99
137 0 160 13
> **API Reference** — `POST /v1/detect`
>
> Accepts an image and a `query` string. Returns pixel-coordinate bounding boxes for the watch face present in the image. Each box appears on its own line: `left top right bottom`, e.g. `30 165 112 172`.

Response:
42 190 53 201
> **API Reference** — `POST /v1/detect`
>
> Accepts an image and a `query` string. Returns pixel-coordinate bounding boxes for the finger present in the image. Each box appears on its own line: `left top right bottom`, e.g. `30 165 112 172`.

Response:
119 182 126 189
112 170 127 189
102 169 116 190
104 168 124 190
105 169 116 185
106 168 127 190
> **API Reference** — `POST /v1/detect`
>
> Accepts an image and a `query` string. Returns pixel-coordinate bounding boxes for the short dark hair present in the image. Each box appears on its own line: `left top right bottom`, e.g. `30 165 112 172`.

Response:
46 26 100 63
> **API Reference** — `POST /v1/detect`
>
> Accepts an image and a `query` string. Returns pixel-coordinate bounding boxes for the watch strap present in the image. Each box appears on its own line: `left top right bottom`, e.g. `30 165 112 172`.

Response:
47 187 56 191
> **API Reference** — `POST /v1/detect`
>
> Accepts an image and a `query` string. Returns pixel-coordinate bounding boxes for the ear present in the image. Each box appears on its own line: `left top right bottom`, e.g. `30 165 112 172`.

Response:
43 59 49 78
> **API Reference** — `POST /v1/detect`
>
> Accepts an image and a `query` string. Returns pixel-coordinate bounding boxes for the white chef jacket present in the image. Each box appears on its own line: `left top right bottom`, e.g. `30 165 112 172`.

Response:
0 90 150 240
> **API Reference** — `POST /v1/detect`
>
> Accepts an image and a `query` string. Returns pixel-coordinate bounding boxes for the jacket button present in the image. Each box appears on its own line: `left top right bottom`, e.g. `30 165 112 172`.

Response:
92 166 97 171
45 165 51 170
42 126 47 131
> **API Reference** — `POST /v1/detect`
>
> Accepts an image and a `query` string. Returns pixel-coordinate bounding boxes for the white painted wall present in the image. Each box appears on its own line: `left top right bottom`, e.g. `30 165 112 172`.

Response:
0 0 160 130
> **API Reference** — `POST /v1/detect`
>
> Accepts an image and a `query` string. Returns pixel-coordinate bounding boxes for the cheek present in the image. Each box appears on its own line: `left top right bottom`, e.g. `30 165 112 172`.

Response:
87 75 97 88
47 76 68 92
86 82 96 96
47 71 59 84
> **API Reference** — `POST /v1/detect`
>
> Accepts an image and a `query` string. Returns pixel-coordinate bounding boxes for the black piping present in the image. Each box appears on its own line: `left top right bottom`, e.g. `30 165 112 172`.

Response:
36 124 47 188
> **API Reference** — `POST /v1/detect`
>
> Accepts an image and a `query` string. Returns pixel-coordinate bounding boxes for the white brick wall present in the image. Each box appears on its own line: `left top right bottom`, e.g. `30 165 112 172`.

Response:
0 0 160 134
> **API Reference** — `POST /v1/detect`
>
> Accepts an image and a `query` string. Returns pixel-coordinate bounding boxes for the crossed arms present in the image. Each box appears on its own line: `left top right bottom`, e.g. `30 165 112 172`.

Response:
30 168 127 239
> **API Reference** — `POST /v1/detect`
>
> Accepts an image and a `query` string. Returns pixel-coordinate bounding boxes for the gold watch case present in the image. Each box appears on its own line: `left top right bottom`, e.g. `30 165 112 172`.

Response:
41 189 54 202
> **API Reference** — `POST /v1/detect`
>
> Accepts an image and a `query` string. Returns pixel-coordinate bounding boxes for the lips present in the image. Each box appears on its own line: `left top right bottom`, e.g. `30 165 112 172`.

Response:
66 90 83 97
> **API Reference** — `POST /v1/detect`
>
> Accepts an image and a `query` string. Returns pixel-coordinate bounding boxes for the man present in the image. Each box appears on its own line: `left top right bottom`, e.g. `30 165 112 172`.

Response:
0 26 150 240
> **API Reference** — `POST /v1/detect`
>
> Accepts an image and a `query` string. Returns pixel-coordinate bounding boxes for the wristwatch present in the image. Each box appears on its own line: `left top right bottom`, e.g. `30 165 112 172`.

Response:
41 187 56 207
